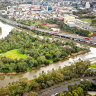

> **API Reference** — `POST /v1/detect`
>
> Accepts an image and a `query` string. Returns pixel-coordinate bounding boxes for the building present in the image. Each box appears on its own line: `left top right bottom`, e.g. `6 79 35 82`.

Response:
51 28 60 32
64 15 76 23
85 2 90 9
0 10 7 15
75 19 91 30
66 22 75 27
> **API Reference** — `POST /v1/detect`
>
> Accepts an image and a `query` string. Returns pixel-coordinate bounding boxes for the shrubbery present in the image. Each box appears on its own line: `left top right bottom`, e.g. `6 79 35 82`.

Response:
58 78 96 96
0 30 85 73
46 19 90 36
0 61 92 96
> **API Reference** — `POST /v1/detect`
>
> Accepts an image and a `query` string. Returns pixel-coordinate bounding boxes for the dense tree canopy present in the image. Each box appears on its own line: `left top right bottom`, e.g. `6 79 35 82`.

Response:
0 27 2 34
0 30 85 73
0 61 93 96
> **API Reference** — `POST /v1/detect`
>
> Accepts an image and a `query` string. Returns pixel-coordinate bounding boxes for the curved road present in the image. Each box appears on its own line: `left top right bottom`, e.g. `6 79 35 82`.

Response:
38 77 95 96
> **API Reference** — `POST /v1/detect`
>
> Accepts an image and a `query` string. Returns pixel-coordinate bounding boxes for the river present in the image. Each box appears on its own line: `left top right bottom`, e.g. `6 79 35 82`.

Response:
0 22 14 39
0 21 96 89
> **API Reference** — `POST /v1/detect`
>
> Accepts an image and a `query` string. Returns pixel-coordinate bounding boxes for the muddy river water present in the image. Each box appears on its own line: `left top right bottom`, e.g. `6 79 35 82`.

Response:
0 21 96 88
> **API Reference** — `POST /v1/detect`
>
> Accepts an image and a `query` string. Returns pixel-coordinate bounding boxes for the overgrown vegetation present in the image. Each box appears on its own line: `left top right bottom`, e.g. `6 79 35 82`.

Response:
81 19 92 24
73 11 96 19
92 19 96 26
46 19 90 36
73 11 96 26
58 87 85 96
58 78 96 96
0 30 85 73
73 10 89 16
0 60 94 96
0 27 2 34
17 20 48 29
80 18 96 26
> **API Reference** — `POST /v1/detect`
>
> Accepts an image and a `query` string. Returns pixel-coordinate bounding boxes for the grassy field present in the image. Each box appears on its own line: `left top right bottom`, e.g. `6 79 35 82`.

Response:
90 64 96 68
41 25 48 29
81 19 92 24
1 49 28 59
32 22 41 26
32 22 48 29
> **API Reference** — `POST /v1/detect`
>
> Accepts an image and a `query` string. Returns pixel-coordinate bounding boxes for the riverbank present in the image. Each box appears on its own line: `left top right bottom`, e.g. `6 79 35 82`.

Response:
0 50 88 76
0 20 96 89
0 60 94 96
0 76 95 96
0 45 95 89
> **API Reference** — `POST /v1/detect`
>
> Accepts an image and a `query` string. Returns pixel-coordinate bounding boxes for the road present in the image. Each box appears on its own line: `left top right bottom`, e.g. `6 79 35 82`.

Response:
38 77 96 96
0 17 96 96
0 16 96 46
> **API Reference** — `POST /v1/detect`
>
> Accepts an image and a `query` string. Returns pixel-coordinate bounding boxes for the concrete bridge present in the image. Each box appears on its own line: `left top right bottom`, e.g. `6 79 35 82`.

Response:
0 16 96 46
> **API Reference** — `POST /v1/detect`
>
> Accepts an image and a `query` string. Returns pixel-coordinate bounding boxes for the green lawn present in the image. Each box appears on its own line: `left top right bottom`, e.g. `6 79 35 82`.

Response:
41 25 48 29
32 22 48 29
81 19 92 24
90 64 96 68
32 22 41 26
1 49 28 59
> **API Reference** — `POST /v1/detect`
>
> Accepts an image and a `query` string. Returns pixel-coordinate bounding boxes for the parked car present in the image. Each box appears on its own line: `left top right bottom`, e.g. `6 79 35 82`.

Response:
51 93 59 96
53 32 59 35
80 78 89 81
55 93 59 95
85 38 91 40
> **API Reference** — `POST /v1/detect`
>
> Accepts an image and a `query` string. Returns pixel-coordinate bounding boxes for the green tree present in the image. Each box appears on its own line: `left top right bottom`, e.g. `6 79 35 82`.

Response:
28 91 39 96
29 81 40 91
67 92 73 96
77 87 84 96
72 90 78 96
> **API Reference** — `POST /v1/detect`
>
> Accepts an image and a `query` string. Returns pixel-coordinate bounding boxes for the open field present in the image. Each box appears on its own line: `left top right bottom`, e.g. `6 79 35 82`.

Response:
1 49 28 59
81 19 92 24
32 22 41 26
33 22 48 29
90 64 96 68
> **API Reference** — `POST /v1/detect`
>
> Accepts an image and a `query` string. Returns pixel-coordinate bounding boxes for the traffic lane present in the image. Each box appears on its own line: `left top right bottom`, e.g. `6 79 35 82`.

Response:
1 16 96 45
40 81 80 96
39 77 95 96
49 81 80 96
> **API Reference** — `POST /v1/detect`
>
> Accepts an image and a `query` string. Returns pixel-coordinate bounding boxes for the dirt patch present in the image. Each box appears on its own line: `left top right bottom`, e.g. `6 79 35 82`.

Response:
88 91 96 96
47 24 58 28
65 51 87 59
71 51 86 56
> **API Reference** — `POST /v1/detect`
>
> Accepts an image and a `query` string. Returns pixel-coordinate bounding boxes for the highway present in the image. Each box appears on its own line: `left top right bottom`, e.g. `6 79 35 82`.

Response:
0 16 96 46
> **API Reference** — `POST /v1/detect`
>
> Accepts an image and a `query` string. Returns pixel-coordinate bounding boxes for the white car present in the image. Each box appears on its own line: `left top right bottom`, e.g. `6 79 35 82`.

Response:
80 79 84 81
51 93 59 96
55 93 59 95
80 78 89 81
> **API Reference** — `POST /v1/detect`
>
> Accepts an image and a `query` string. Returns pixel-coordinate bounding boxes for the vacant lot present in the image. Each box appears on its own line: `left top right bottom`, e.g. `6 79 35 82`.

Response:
1 49 28 59
81 19 92 24
90 64 96 69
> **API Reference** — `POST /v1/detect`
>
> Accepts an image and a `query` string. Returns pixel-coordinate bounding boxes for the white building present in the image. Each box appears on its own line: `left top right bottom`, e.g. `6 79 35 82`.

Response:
75 19 91 30
0 10 7 15
51 28 60 32
85 2 90 9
